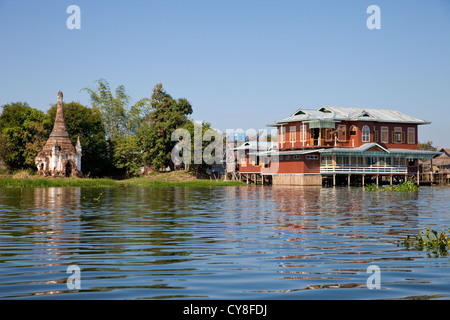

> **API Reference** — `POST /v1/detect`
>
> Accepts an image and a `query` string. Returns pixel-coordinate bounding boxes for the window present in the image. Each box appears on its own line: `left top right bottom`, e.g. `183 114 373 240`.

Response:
393 157 406 166
285 156 290 160
306 155 319 160
279 156 284 160
350 126 357 136
362 125 370 142
321 155 332 166
294 155 301 160
290 126 296 143
392 127 404 144
381 127 389 143
350 156 363 167
336 156 349 166
300 124 307 142
366 156 376 166
240 158 247 167
338 125 346 141
407 127 415 144
374 130 379 142
280 126 286 143
386 157 392 166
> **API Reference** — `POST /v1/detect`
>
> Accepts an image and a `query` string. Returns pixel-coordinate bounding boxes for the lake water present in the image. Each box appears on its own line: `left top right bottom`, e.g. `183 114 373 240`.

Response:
0 185 450 300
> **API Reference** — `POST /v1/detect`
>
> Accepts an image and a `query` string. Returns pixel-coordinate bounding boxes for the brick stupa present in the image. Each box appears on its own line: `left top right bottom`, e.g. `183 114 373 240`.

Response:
35 91 82 176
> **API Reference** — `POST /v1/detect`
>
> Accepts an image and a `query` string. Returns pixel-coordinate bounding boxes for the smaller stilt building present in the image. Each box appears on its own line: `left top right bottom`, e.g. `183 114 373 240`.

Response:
35 91 82 177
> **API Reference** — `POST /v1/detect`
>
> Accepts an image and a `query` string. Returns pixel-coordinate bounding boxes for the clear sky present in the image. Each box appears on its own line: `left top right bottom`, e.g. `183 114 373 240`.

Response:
1 0 449 147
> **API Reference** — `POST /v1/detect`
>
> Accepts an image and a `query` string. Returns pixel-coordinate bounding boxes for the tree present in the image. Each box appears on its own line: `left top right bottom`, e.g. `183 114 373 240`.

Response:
418 141 438 151
0 102 50 171
178 120 223 175
46 102 109 176
82 79 151 176
137 83 193 171
81 79 130 141
82 79 150 140
111 135 143 177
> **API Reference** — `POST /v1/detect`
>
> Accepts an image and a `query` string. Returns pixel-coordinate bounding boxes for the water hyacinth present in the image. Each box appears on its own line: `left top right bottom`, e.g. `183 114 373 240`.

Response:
400 227 450 256
365 180 419 192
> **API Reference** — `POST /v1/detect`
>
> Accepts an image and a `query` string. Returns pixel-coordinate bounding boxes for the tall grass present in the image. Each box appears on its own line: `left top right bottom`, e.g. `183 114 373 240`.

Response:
0 177 118 188
0 177 244 188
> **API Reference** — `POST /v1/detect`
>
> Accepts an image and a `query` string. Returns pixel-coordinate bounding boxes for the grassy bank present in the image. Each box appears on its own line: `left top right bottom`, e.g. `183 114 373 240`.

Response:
123 179 245 187
0 171 245 188
0 177 118 188
120 170 245 187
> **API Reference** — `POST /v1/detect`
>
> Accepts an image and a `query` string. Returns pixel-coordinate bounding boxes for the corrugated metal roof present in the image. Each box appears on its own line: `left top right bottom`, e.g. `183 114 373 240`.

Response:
250 143 442 159
234 141 276 151
270 106 430 126
249 149 322 156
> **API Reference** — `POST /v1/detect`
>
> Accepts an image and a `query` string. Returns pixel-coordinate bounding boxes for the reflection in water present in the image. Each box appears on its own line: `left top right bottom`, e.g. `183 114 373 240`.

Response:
0 186 449 299
0 187 82 297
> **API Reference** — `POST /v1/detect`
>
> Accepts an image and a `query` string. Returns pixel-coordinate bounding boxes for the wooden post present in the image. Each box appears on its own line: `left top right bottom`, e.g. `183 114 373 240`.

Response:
430 158 434 184
333 174 336 186
390 175 393 186
376 175 379 186
348 174 351 186
362 174 365 186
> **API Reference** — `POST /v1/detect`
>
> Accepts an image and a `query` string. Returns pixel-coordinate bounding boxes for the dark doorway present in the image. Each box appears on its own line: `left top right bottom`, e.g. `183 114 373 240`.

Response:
65 162 72 177
311 128 320 145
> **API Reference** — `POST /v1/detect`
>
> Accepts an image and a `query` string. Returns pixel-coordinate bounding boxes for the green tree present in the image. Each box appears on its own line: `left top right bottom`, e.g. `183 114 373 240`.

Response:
418 141 438 151
46 102 109 176
81 79 130 140
82 79 151 176
0 102 50 171
179 120 223 175
111 135 143 177
138 83 193 171
82 79 150 139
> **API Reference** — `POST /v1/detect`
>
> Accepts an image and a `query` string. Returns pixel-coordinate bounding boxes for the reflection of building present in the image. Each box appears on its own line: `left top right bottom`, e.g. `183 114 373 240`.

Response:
35 91 82 176
32 187 82 296
238 106 440 186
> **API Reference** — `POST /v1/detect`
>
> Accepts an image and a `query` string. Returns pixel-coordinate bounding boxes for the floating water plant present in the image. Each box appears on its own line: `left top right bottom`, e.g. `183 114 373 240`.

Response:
400 227 450 256
365 180 419 192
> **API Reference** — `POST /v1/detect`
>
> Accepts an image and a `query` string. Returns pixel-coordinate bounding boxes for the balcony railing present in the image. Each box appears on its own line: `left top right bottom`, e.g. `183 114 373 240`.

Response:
320 166 408 174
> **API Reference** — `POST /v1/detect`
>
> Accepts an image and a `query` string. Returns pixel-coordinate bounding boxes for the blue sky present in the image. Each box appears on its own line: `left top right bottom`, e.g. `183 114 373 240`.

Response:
1 0 449 147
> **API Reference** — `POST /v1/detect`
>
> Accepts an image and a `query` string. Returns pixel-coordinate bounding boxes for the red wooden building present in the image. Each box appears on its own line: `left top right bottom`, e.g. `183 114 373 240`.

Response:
237 106 440 186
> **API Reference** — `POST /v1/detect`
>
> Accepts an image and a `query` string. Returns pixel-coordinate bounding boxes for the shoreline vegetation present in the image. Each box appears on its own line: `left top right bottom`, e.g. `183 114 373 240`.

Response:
0 170 245 188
